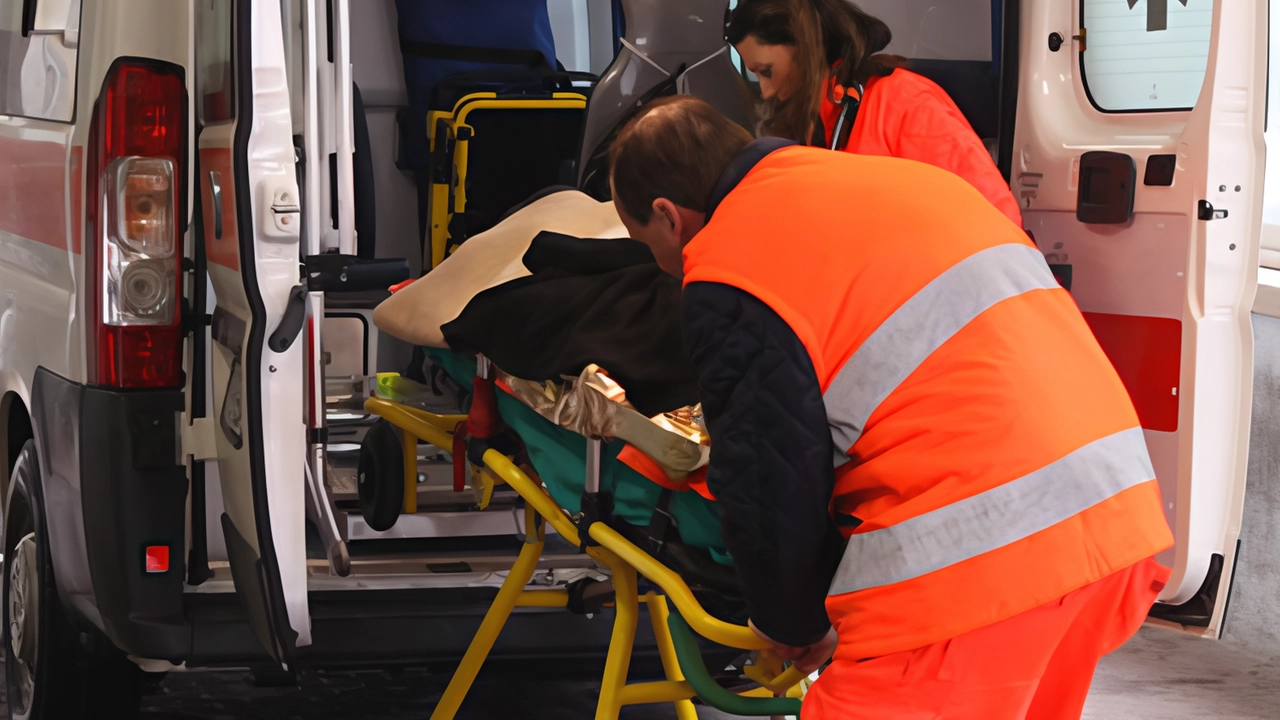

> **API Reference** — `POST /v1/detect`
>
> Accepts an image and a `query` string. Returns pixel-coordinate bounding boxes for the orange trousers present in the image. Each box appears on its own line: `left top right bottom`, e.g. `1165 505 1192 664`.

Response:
802 557 1170 720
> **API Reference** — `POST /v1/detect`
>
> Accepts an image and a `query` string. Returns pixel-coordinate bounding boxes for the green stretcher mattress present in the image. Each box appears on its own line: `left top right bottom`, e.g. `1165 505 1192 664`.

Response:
429 349 730 565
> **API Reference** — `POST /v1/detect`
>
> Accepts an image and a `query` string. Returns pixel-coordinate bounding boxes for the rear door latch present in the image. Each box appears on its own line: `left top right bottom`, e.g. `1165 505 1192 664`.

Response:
1198 200 1228 221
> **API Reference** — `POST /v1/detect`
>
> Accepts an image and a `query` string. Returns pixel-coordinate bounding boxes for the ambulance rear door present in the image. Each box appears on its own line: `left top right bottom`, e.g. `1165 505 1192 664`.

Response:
1010 0 1265 633
197 0 310 664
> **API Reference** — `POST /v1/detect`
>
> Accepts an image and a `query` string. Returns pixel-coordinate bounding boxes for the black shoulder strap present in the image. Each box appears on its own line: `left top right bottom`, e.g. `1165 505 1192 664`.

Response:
829 86 863 151
647 488 679 554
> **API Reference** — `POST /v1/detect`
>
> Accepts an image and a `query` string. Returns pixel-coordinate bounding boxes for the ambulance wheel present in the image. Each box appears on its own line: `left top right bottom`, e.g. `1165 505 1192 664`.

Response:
358 420 404 532
3 441 143 720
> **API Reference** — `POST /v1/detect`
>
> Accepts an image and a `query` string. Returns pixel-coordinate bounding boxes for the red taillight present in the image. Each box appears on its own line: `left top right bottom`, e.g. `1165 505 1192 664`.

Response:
87 61 188 389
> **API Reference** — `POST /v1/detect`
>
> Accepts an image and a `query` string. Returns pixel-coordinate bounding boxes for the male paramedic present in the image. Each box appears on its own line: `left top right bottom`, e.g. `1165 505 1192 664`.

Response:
608 96 1174 720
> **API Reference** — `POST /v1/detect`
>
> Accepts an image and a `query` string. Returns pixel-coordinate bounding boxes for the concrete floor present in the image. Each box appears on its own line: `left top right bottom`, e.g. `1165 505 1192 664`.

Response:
0 624 1274 719
1081 626 1280 720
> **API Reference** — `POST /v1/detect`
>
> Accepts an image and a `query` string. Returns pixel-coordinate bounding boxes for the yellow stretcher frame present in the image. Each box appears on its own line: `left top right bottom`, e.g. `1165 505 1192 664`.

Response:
364 396 807 719
426 92 589 272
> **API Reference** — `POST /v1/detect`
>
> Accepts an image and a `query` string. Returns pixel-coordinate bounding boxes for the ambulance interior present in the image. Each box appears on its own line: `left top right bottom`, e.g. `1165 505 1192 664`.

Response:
193 0 1280 665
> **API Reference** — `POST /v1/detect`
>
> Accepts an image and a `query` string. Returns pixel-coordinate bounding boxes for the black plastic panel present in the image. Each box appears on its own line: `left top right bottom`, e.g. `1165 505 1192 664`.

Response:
1076 151 1136 224
1049 264 1072 292
1144 154 1176 187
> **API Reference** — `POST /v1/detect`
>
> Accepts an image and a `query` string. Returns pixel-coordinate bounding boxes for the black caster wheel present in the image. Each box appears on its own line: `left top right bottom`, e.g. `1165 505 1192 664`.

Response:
357 419 406 532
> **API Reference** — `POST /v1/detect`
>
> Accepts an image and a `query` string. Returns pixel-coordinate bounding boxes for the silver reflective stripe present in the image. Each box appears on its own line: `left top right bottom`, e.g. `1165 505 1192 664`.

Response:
827 426 1154 596
825 243 1057 465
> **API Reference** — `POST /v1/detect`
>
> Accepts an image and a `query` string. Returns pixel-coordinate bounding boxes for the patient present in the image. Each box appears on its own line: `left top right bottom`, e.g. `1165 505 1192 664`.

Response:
373 188 733 572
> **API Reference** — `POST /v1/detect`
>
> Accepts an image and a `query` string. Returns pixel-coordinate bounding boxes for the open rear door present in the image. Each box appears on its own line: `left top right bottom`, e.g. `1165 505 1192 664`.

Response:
198 0 310 663
1012 0 1265 632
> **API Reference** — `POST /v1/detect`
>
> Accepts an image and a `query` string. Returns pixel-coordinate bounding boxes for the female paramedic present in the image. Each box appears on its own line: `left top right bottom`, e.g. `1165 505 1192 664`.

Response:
608 96 1172 719
727 0 1023 227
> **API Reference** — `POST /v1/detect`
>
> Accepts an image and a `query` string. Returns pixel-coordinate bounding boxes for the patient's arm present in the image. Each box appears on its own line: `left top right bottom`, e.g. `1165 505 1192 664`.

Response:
684 282 845 648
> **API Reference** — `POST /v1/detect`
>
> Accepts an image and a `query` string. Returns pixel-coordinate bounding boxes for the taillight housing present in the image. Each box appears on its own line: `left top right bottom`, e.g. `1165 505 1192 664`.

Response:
87 61 188 389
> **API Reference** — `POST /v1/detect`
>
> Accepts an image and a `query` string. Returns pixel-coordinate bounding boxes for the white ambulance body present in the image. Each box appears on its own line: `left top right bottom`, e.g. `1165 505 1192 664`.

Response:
0 1 1275 717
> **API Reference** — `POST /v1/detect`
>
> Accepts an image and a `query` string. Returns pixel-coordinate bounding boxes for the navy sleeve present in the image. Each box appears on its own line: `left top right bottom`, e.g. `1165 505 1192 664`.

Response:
683 281 845 647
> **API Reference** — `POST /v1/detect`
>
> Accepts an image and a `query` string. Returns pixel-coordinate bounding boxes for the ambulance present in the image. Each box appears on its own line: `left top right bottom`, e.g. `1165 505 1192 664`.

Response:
0 1 1271 718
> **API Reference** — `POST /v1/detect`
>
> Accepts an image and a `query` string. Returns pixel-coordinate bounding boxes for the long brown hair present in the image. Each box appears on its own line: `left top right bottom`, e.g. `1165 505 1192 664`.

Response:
727 0 905 143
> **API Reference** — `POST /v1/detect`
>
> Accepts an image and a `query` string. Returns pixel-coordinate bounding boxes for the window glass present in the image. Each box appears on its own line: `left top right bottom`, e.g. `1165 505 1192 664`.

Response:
0 0 81 122
1081 0 1213 112
196 0 235 124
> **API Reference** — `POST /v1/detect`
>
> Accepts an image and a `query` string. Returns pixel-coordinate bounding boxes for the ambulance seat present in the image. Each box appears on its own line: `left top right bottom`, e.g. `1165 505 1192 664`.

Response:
429 68 594 245
577 0 756 199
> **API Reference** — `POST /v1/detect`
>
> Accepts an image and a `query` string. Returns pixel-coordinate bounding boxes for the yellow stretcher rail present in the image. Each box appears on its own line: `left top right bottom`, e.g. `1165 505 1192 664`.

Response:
363 397 806 719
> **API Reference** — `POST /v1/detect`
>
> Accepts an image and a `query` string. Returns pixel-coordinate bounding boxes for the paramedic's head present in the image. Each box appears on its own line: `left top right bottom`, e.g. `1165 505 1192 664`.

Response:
610 96 753 278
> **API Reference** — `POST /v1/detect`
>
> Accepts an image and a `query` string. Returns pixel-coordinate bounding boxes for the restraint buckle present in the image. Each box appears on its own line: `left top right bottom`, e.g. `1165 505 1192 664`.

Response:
576 490 614 550
566 577 616 615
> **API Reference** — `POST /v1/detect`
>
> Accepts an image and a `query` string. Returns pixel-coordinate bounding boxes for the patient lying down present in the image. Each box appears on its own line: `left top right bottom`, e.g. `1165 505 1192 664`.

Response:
372 188 729 564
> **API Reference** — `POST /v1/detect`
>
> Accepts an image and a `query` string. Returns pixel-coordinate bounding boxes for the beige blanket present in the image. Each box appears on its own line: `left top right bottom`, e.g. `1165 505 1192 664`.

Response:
372 190 627 347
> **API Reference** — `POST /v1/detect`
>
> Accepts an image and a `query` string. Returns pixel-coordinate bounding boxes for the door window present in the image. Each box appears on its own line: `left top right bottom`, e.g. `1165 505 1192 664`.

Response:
1080 0 1214 112
196 0 235 124
0 0 81 122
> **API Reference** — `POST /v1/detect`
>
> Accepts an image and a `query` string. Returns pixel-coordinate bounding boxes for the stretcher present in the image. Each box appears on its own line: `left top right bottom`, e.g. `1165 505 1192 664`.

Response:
361 358 808 718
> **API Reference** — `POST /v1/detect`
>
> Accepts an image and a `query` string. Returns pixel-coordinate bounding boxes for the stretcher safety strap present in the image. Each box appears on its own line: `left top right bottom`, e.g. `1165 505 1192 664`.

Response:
823 243 1057 465
827 426 1155 595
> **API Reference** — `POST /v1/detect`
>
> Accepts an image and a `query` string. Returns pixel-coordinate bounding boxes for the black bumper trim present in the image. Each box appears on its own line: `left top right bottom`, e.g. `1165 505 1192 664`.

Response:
33 368 192 660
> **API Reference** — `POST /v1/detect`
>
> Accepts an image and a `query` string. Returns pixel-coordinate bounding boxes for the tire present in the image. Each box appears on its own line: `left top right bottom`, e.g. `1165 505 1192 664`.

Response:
3 441 143 720
357 420 405 532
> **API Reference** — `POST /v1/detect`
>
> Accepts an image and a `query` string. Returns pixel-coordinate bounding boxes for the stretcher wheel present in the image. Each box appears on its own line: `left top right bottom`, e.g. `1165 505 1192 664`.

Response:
358 419 404 532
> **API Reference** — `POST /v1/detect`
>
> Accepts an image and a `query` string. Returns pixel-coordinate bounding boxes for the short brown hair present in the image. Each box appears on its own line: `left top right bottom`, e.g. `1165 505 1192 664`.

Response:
609 96 754 224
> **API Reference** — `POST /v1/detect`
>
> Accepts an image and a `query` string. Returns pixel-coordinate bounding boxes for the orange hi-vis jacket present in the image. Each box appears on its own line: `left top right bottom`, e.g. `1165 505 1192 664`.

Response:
682 145 1173 660
819 68 1024 229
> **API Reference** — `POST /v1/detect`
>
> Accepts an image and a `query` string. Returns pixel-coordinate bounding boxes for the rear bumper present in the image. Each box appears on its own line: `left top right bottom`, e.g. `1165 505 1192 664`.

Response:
31 367 191 660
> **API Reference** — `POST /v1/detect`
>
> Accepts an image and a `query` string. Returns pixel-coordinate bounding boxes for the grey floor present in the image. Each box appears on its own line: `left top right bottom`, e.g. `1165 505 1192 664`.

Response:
0 623 1273 718
1081 626 1280 720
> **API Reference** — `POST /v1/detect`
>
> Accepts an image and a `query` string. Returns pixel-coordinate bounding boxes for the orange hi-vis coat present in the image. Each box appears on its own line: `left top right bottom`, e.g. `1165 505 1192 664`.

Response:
682 145 1173 662
819 68 1023 228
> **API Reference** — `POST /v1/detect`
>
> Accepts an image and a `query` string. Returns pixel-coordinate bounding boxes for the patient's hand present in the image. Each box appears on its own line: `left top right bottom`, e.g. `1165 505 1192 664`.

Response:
748 620 837 675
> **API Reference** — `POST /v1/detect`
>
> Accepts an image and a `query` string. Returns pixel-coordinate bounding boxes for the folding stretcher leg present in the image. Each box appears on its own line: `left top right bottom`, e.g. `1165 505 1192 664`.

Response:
364 398 806 719
402 428 419 515
429 504 557 720
594 554 638 720
646 593 699 720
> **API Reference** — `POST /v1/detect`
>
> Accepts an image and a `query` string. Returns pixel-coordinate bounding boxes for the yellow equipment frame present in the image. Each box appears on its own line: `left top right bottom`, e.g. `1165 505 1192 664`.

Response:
364 396 806 719
425 92 589 272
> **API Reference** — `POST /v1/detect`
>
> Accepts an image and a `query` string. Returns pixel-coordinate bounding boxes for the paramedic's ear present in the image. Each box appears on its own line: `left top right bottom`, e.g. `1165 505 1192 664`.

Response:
651 198 706 244
640 198 705 279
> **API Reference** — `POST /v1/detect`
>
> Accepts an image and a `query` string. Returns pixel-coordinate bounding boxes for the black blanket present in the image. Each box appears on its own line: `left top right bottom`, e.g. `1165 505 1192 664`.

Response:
441 233 699 416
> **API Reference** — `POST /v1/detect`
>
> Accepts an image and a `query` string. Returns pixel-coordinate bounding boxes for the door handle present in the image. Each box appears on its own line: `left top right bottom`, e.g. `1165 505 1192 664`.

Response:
208 170 224 240
268 285 308 353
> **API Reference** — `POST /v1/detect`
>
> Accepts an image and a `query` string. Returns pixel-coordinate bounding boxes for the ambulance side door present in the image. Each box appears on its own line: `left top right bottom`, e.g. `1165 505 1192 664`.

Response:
197 0 310 665
1011 0 1265 633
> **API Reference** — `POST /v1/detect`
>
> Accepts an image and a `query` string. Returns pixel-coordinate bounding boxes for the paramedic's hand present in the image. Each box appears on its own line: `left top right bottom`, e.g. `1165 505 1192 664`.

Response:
749 620 837 675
